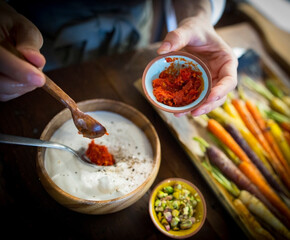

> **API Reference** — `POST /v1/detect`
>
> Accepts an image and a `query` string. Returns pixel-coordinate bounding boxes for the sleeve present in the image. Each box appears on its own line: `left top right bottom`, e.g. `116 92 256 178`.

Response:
209 0 226 25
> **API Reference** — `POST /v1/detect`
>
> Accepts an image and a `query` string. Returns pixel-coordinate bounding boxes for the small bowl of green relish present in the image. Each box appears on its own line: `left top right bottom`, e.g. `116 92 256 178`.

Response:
149 178 206 239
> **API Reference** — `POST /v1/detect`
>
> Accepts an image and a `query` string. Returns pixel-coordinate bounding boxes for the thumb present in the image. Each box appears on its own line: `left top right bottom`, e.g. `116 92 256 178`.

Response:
157 25 193 55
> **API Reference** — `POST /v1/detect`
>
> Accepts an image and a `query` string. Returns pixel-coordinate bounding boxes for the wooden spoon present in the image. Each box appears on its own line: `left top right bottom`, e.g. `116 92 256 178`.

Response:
1 41 107 138
43 77 107 138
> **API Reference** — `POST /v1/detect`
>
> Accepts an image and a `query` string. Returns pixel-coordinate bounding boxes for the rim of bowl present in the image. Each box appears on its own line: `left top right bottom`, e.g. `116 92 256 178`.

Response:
142 51 212 114
37 99 161 204
149 178 207 239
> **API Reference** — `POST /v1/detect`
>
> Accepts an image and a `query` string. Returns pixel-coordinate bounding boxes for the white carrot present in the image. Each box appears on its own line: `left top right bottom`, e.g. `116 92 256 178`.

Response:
239 190 290 239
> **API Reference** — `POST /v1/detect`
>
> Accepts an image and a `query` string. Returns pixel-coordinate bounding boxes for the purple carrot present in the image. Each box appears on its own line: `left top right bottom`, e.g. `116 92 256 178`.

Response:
206 145 286 224
225 123 289 198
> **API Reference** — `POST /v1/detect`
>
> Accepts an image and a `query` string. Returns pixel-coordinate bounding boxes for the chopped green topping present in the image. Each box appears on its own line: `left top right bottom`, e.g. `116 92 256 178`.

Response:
164 186 174 194
154 183 199 231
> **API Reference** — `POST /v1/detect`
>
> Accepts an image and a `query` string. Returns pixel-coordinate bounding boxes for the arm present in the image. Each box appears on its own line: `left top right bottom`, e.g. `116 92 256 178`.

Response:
158 0 238 117
0 1 45 101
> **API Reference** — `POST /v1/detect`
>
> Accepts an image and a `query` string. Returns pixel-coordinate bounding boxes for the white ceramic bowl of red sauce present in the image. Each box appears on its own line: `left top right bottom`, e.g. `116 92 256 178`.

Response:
142 51 212 114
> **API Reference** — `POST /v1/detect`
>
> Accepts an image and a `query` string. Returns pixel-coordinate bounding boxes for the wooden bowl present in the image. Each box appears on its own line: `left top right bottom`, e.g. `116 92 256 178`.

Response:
36 99 161 214
149 178 207 239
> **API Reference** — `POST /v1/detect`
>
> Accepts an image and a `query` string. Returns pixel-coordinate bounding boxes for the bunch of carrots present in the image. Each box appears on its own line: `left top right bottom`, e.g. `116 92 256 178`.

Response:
192 76 290 239
194 137 290 240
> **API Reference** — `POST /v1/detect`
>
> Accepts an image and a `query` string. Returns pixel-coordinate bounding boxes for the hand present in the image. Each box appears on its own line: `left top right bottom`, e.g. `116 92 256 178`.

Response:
157 16 238 117
0 2 46 101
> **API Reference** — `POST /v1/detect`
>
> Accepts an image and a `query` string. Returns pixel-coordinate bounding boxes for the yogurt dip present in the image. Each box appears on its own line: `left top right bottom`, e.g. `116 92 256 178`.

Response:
45 111 154 201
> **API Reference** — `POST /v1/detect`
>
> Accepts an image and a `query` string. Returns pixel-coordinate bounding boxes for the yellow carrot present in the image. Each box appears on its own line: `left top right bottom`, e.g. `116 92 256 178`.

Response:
267 119 290 164
233 199 274 240
223 100 245 127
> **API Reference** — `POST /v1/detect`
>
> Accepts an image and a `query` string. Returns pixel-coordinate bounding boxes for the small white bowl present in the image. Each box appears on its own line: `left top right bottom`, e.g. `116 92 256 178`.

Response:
142 51 211 114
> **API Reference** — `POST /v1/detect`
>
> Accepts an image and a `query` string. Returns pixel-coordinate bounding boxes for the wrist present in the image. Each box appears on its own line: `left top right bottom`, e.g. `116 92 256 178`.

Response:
172 0 212 24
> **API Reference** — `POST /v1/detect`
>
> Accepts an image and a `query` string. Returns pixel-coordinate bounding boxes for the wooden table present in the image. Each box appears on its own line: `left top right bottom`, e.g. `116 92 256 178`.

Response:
0 22 287 239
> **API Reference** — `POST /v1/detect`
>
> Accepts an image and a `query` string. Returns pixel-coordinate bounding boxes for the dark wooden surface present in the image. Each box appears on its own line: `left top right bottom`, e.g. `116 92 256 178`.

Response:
0 43 249 240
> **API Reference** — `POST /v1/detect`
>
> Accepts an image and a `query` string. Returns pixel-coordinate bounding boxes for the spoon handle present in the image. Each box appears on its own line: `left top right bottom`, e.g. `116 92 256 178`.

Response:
0 133 68 151
42 76 78 110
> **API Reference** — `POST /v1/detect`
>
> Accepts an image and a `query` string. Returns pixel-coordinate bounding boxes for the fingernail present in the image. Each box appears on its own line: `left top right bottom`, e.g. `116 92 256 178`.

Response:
28 73 45 86
158 42 171 54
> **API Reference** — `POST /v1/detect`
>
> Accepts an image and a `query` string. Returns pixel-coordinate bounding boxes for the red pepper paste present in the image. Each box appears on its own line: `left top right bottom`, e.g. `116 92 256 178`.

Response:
85 140 115 166
152 61 204 107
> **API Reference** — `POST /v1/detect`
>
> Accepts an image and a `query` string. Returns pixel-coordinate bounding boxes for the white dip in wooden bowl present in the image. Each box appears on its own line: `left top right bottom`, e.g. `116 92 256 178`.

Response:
45 111 154 201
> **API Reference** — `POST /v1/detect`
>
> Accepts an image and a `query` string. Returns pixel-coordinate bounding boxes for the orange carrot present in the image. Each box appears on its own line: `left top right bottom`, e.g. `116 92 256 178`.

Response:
207 119 290 221
232 99 290 189
239 161 290 221
284 131 290 146
207 118 252 164
245 100 290 189
280 122 290 132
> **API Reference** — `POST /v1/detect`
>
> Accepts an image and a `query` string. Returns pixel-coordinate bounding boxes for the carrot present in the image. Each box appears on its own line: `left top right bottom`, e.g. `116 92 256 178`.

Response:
233 199 274 240
284 131 290 146
232 99 290 188
280 122 290 132
208 108 274 173
225 123 289 198
223 99 245 127
265 79 284 99
203 158 290 238
238 160 290 221
207 118 252 164
242 76 290 117
265 79 290 109
207 119 290 221
245 100 290 188
239 190 290 239
267 119 290 164
264 108 290 124
202 161 240 198
194 137 278 215
246 100 289 170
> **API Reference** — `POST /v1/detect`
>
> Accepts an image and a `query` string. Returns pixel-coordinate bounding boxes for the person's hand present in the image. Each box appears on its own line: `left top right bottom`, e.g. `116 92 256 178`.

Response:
0 2 46 102
157 15 238 117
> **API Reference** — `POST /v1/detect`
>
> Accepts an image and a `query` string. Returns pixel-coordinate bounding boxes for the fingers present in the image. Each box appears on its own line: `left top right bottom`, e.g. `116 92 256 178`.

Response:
0 46 45 101
191 95 227 116
0 5 46 101
208 55 238 100
157 24 193 55
174 95 227 118
14 15 45 69
0 73 37 101
0 46 45 85
18 47 46 70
